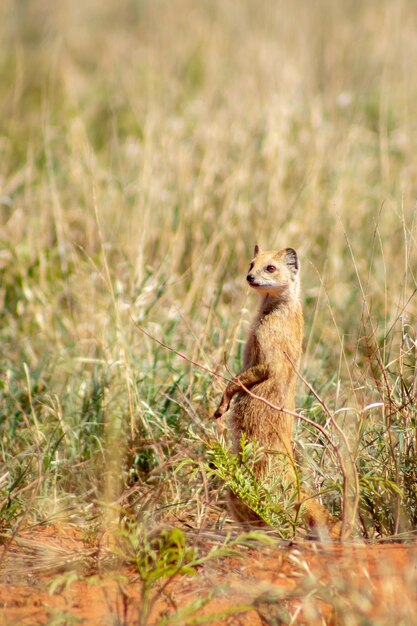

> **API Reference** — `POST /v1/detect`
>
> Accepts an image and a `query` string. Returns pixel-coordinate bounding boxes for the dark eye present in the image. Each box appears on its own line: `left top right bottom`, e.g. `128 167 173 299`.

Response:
248 262 254 271
266 265 276 273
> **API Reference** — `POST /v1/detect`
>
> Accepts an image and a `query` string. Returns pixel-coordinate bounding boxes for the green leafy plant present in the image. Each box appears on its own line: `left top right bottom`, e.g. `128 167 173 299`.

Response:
187 432 300 539
116 523 260 626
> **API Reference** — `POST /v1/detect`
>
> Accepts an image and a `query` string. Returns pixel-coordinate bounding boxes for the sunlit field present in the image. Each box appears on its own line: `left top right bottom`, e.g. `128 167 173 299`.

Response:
1 1 417 624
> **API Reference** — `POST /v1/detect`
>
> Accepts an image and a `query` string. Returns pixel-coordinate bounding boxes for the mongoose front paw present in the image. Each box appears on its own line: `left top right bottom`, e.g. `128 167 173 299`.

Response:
213 404 228 419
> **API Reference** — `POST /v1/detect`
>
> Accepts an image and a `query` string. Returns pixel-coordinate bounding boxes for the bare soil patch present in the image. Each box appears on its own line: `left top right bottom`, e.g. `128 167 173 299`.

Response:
1 525 416 625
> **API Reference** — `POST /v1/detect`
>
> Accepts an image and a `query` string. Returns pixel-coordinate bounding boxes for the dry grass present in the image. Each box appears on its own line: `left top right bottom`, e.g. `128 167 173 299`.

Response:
1 0 417 623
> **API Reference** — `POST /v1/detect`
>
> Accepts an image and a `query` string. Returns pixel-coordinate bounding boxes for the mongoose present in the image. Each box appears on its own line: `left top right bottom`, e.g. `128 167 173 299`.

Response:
214 245 338 536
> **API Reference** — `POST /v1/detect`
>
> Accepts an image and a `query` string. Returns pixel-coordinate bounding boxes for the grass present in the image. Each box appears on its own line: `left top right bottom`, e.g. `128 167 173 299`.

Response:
1 0 417 623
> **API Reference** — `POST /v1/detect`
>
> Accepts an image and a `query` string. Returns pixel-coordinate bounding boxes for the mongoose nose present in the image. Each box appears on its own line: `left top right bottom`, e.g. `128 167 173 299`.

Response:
247 274 255 283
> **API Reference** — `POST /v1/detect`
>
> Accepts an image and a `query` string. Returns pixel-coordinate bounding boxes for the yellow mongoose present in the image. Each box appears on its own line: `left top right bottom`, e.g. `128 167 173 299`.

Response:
214 245 337 535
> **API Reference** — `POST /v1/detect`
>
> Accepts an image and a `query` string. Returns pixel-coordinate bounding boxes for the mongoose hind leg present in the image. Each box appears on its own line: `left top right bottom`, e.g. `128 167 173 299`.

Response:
226 489 267 529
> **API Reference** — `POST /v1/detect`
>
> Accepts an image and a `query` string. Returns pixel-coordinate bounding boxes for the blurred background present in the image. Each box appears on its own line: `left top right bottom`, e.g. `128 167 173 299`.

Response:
1 0 417 537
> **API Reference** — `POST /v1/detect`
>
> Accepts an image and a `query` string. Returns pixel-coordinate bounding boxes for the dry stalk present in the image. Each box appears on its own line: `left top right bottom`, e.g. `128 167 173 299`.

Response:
283 353 359 540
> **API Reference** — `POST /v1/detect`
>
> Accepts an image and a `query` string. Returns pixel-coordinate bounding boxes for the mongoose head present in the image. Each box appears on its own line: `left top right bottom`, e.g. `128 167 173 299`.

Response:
246 244 300 298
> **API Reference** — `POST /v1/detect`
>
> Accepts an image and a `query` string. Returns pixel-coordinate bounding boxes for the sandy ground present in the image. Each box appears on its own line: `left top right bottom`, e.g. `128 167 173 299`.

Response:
1 525 417 625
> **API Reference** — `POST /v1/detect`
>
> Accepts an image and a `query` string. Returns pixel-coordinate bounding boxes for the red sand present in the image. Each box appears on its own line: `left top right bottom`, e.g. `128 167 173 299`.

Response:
1 525 416 625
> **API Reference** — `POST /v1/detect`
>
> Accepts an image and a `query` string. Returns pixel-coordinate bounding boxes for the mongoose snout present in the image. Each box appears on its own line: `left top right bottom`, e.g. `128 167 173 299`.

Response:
246 274 255 283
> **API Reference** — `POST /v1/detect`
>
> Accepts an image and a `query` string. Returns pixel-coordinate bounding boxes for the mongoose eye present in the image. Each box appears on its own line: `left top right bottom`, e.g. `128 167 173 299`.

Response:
248 262 254 271
266 265 276 273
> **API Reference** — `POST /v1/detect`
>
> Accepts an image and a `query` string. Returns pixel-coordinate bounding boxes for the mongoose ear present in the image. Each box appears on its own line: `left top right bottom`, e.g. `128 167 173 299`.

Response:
253 244 261 257
284 248 299 273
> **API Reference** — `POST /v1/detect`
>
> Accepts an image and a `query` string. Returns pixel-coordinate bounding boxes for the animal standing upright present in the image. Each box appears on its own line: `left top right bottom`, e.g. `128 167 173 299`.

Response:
214 245 337 535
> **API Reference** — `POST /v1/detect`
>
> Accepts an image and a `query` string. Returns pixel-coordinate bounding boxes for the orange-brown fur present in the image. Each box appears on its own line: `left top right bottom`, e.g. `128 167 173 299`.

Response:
214 245 338 536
